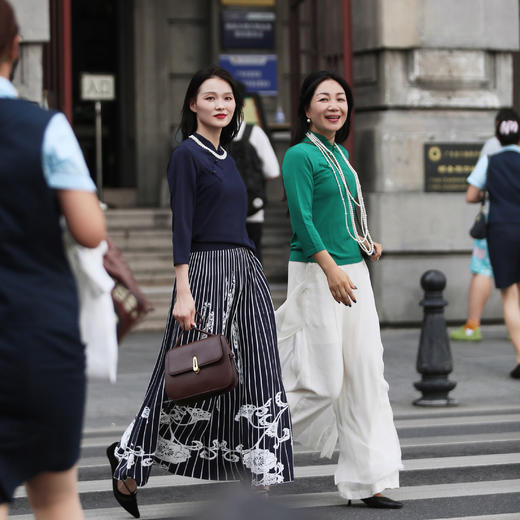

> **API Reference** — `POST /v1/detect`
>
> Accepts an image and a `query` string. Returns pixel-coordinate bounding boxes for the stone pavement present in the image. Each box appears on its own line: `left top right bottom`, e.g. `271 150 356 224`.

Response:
10 323 520 519
84 323 520 430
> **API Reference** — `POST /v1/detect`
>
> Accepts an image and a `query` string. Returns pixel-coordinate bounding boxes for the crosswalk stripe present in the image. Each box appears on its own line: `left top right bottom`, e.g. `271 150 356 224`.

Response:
13 452 520 498
79 430 520 452
77 433 520 470
398 431 520 447
429 515 520 520
393 404 520 419
80 407 520 438
430 515 520 520
9 480 520 519
11 402 520 519
395 413 520 428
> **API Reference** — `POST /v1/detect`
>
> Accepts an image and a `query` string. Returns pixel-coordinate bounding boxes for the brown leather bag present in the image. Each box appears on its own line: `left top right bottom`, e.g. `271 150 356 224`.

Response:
164 320 238 405
103 237 153 341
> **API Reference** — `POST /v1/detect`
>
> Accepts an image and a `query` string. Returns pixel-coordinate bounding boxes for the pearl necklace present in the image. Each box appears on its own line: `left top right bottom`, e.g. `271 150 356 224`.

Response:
189 134 227 160
306 131 374 255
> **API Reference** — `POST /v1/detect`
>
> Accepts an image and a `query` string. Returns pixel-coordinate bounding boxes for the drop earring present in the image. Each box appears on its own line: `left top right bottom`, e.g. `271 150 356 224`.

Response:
306 118 311 123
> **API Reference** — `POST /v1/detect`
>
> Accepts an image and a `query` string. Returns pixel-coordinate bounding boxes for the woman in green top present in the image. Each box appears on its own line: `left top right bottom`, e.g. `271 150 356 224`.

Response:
276 71 403 509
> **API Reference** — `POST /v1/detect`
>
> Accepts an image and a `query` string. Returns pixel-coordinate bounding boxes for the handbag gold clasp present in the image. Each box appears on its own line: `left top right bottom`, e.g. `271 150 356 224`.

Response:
192 356 200 374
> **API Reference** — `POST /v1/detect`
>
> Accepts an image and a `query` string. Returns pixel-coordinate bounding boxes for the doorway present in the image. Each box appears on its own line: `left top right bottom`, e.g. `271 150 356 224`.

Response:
71 0 136 198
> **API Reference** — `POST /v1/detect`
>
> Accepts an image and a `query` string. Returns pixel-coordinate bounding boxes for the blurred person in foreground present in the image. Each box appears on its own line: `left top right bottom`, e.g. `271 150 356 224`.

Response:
466 108 520 378
0 1 106 518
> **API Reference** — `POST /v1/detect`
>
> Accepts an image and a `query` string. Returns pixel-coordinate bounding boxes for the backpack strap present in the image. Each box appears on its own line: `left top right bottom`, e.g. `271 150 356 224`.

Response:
242 123 253 143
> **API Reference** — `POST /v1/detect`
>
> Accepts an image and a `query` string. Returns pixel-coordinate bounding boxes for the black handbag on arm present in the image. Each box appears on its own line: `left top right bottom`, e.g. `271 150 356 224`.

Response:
469 190 487 239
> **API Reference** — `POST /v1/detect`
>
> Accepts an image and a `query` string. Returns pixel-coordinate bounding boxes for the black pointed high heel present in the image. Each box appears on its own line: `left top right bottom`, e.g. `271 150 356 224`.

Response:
106 442 140 518
361 495 403 509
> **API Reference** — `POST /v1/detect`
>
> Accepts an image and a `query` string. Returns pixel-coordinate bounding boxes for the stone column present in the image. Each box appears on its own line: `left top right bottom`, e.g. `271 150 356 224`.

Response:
353 0 519 323
11 0 49 105
134 0 212 206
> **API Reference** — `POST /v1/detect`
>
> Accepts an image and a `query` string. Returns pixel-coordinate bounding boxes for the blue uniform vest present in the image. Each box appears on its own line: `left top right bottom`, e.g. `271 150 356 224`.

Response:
0 98 79 330
487 150 520 224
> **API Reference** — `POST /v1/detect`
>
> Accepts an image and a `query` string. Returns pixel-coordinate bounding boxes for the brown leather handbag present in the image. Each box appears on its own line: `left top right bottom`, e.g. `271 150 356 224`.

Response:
103 237 153 341
164 319 238 405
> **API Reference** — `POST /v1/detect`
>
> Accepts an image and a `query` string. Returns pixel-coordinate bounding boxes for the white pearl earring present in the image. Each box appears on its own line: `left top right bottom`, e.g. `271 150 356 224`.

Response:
306 118 311 123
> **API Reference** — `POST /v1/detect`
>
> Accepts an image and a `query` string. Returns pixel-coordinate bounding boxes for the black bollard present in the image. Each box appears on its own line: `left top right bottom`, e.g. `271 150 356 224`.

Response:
413 270 457 406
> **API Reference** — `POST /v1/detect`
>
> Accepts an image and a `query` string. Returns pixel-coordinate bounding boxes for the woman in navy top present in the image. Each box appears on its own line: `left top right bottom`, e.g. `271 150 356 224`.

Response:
0 1 106 516
467 108 520 379
107 67 293 517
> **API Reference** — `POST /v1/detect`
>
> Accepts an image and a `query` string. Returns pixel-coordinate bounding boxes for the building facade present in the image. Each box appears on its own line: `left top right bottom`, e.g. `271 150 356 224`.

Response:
11 0 520 323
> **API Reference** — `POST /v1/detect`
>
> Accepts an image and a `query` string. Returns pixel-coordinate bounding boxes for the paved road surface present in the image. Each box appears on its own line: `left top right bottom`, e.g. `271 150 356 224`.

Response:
9 325 520 519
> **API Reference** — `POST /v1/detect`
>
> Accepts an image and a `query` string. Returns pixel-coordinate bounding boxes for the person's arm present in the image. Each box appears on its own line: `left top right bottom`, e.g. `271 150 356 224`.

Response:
466 185 484 203
251 125 280 180
466 154 488 204
42 113 106 247
167 147 198 330
172 264 195 330
57 190 106 247
312 250 358 305
282 147 326 257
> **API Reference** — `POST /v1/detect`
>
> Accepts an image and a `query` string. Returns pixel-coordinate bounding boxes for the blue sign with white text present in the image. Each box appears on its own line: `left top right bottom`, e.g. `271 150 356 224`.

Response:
221 9 275 49
219 54 277 96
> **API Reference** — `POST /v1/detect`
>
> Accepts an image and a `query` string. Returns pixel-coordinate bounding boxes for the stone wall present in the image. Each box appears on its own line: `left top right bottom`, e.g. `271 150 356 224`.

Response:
134 0 212 206
352 0 519 323
10 0 49 105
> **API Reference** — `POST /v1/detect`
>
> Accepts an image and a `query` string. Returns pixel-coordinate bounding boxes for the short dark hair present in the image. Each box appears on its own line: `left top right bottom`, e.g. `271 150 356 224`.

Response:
495 108 520 146
292 70 354 145
180 67 243 146
0 0 18 61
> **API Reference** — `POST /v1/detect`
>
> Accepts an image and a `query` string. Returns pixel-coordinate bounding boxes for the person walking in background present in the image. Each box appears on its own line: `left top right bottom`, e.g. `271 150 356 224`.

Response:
0 1 106 518
466 108 520 379
451 109 511 342
276 70 403 509
106 67 293 519
229 83 280 263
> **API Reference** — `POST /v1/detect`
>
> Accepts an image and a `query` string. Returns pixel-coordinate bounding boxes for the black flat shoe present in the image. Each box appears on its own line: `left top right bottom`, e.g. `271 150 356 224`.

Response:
106 442 140 518
360 495 403 509
510 364 520 379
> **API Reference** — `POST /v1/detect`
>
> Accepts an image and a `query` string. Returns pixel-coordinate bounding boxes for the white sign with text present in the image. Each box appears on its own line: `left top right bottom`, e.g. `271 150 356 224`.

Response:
81 74 115 101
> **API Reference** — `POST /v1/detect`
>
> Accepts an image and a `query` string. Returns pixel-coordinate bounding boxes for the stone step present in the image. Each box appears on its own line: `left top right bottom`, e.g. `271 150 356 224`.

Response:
108 230 171 251
106 207 289 230
134 273 174 287
106 208 170 230
134 281 288 332
119 254 173 274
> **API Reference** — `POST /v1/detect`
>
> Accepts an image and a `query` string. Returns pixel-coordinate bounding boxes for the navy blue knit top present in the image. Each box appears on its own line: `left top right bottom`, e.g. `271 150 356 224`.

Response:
167 133 255 265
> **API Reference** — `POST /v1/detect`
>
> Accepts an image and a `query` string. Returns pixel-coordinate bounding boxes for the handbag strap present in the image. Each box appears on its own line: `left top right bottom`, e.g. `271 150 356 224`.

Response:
172 311 215 348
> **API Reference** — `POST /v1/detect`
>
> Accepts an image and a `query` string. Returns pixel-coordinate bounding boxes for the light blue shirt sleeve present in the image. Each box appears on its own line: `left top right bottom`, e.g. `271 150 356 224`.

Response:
466 154 488 189
42 113 96 191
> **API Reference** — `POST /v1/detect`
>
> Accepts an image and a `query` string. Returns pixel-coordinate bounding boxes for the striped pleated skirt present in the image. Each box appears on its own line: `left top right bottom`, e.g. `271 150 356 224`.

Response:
113 247 294 487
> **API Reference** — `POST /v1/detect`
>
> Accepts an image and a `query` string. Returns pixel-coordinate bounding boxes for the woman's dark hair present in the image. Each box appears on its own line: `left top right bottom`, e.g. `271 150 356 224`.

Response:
0 0 18 61
495 108 520 146
292 70 354 145
180 66 243 146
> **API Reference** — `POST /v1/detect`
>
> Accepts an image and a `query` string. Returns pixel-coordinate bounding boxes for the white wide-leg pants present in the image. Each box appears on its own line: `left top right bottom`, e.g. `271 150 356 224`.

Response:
275 260 403 499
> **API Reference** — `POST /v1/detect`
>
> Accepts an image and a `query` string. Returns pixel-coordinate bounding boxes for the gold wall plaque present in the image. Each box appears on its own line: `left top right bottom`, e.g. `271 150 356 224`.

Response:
424 143 481 192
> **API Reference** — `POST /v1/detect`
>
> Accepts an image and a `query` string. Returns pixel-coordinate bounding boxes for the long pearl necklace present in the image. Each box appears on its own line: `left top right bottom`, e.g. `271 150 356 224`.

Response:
306 131 374 255
189 134 227 160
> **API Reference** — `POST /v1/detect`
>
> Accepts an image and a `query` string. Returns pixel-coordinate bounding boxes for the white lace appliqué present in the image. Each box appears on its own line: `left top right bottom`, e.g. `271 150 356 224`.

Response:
155 391 290 485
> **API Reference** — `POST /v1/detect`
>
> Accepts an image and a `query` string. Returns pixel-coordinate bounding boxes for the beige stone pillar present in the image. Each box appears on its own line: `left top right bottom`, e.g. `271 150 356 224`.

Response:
353 0 519 323
11 0 49 105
